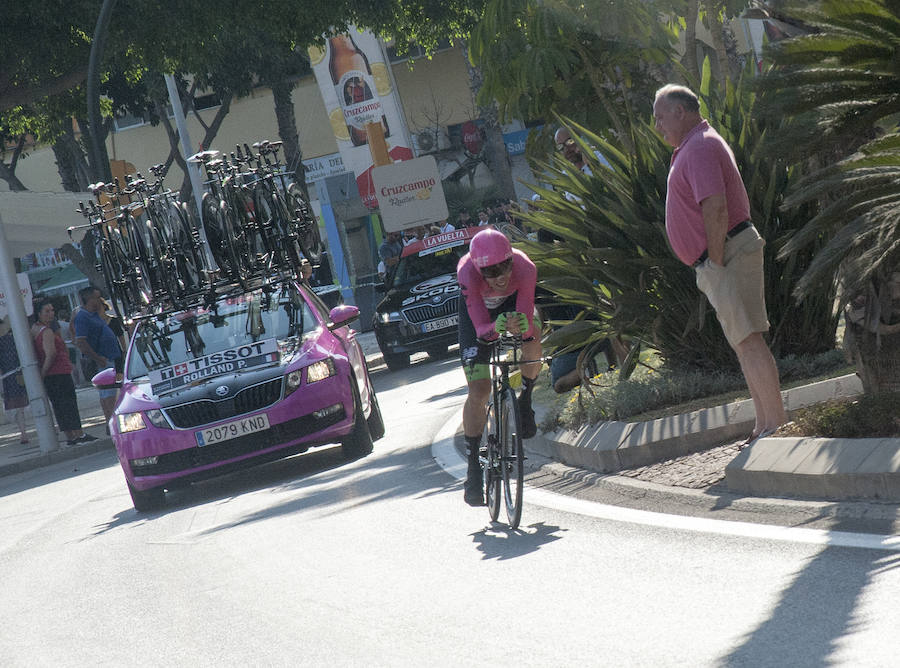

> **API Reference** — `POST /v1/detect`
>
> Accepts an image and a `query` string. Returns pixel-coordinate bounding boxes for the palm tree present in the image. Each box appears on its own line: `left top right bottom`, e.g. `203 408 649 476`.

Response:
758 0 900 394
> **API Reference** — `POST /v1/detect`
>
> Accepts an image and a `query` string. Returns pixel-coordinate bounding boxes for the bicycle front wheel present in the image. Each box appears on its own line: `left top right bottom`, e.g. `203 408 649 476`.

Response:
483 400 501 522
499 388 525 529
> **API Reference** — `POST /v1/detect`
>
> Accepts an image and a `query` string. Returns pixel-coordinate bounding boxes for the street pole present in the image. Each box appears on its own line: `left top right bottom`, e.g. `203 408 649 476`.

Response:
0 213 58 453
163 73 215 266
86 0 117 183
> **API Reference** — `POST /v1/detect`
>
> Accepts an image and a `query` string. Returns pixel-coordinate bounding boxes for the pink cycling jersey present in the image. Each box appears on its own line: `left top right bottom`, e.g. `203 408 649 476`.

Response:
457 248 537 339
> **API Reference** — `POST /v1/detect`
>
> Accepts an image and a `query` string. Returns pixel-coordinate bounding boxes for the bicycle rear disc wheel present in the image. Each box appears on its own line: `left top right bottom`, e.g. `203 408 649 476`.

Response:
99 241 130 319
169 201 204 293
500 389 525 529
120 215 155 306
288 183 324 265
201 194 229 278
483 401 501 522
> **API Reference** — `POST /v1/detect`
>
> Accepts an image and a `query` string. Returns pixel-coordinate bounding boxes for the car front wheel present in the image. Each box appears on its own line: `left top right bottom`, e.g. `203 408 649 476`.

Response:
383 352 410 371
128 481 166 512
342 379 374 459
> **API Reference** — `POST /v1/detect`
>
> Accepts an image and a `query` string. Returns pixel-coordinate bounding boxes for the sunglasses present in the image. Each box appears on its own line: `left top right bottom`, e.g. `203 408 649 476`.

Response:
555 137 576 152
480 258 513 279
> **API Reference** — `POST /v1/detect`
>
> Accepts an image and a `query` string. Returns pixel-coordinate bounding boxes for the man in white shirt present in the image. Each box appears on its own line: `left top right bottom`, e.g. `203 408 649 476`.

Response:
439 219 455 234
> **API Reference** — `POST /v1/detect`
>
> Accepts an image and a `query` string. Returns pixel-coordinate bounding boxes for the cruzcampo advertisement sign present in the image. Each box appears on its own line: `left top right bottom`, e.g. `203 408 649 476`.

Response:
371 156 449 232
308 28 413 209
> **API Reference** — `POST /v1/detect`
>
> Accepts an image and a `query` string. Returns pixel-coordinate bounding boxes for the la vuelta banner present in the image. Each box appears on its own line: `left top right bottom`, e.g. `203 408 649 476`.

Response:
309 28 413 208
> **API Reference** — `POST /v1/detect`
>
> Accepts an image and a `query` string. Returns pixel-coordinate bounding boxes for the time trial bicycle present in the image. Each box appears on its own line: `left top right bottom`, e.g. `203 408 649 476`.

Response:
479 334 548 530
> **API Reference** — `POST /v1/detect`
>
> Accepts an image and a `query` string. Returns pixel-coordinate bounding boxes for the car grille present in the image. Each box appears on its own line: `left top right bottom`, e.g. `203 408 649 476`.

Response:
163 377 284 428
402 296 458 324
129 407 347 477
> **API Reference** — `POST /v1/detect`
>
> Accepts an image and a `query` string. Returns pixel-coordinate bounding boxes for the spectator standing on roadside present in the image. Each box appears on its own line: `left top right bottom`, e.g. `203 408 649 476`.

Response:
56 307 82 385
98 298 127 378
379 230 403 283
32 298 96 446
457 210 474 228
379 230 403 281
0 317 29 444
74 286 122 428
543 127 618 389
653 84 785 443
439 219 455 234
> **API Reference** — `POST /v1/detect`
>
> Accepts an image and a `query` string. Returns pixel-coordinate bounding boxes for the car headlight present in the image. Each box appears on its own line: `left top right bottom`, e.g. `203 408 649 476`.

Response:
117 412 147 433
378 311 402 323
306 359 336 383
145 409 171 430
285 369 303 396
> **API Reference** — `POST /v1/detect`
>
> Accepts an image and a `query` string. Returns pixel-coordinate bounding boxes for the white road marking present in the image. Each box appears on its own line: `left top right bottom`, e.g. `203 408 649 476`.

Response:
431 410 900 553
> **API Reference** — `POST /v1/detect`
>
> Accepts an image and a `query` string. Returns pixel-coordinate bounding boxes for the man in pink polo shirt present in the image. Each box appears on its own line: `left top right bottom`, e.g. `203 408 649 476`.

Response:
653 84 785 443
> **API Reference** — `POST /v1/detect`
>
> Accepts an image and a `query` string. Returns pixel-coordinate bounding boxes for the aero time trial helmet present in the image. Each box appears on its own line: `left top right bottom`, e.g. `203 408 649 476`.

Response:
469 228 512 268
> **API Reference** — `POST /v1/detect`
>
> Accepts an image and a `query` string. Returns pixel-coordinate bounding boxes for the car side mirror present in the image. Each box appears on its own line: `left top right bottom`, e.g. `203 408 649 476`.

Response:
91 367 121 389
328 304 360 330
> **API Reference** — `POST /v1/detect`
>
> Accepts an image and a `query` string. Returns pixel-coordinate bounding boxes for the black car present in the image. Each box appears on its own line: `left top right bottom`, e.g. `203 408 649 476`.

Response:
373 228 477 371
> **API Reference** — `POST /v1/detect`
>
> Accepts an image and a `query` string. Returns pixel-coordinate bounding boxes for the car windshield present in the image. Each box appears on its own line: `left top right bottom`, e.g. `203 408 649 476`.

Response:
391 245 468 285
127 283 319 380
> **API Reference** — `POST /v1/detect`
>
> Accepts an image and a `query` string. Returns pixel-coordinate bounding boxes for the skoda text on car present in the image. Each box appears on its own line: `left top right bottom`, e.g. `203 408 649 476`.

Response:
101 281 384 511
373 227 477 371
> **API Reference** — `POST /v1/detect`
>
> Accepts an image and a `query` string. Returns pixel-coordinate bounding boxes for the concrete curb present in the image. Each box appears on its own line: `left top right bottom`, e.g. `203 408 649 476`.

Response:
526 453 900 522
726 437 900 502
529 374 864 473
527 373 900 502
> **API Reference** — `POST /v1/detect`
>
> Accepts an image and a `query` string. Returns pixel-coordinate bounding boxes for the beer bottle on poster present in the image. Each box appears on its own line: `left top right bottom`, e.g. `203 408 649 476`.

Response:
328 34 390 147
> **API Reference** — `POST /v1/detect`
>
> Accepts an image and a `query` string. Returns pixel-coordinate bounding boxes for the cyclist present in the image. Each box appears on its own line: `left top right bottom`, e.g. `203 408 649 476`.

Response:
457 228 542 506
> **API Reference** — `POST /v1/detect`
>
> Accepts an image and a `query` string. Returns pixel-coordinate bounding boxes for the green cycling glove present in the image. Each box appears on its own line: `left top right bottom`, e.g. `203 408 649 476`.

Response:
494 312 529 336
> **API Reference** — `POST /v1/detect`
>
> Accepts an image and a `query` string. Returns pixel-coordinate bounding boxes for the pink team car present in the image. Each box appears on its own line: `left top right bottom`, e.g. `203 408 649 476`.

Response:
96 280 384 511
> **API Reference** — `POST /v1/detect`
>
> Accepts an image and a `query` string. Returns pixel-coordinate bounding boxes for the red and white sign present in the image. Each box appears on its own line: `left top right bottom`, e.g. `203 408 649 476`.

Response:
400 227 477 258
372 156 449 232
0 273 34 319
461 120 483 155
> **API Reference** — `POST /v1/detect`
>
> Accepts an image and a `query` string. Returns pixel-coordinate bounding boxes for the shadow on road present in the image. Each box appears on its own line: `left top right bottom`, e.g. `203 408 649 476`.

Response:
0 448 117 500
368 355 459 392
470 521 566 561
720 515 900 667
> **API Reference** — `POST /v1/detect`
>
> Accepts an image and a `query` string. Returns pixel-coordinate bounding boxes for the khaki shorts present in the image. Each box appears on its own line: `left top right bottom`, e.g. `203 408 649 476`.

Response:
694 226 769 347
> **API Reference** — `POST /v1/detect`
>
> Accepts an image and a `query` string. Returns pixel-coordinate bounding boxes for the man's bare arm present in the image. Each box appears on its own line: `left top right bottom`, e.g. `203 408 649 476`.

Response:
700 192 729 266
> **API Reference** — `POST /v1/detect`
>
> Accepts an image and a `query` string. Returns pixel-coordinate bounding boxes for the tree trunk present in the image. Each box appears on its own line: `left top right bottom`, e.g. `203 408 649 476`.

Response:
682 0 701 82
703 0 731 86
847 320 900 394
153 86 233 201
459 42 517 202
0 134 29 191
271 79 308 198
52 124 91 192
76 115 113 185
59 241 105 290
178 92 233 199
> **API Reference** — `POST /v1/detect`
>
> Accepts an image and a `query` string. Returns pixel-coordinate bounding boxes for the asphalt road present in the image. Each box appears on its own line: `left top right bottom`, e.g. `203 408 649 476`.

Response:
1 352 899 666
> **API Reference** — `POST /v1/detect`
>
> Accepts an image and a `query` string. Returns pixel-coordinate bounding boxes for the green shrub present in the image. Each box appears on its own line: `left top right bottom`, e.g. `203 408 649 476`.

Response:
787 393 900 438
521 58 838 375
539 349 852 431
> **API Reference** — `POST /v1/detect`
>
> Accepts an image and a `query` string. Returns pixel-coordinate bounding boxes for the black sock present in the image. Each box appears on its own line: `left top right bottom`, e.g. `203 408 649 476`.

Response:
464 434 481 459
